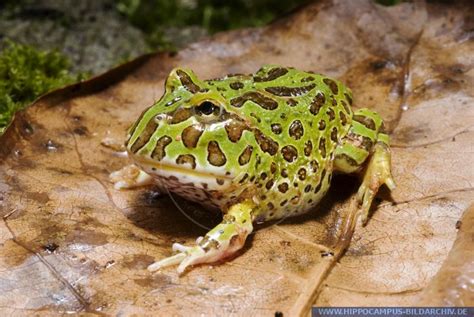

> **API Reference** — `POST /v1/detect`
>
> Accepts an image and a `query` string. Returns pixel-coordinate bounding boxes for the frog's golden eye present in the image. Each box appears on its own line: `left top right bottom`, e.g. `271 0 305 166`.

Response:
196 101 220 116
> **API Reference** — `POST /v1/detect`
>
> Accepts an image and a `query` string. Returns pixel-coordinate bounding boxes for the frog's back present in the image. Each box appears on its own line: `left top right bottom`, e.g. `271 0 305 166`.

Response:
208 65 354 219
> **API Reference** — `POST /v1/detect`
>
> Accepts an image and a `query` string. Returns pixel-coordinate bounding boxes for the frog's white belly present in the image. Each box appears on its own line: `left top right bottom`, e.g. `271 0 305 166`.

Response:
135 156 235 210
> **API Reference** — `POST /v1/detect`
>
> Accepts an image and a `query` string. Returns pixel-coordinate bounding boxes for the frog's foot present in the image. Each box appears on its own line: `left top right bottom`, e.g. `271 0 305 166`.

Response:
148 201 255 274
109 164 154 189
357 142 396 225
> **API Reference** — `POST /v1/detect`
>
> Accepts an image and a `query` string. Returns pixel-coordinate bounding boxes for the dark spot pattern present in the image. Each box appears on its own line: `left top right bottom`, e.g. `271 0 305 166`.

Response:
344 93 353 105
177 70 201 93
281 169 288 178
223 214 236 223
270 162 277 174
255 130 279 155
230 82 244 90
339 111 347 125
260 172 267 180
335 153 358 166
281 145 298 162
319 137 327 158
318 120 326 130
270 162 276 174
225 120 248 142
231 92 278 110
265 84 316 97
170 108 192 124
304 184 312 192
207 141 227 166
291 196 300 204
310 160 319 173
286 98 298 107
266 179 274 190
353 114 376 130
289 120 304 140
314 181 322 194
362 136 374 150
298 168 307 180
304 140 312 156
301 76 315 82
182 125 203 148
130 120 158 153
280 199 288 206
271 123 282 134
199 237 219 252
151 136 172 160
250 112 261 123
240 173 249 183
326 108 335 121
176 154 196 169
310 92 325 115
323 78 338 95
254 67 289 82
268 202 275 210
238 146 253 165
278 183 289 193
331 127 338 142
341 100 351 114
330 96 337 107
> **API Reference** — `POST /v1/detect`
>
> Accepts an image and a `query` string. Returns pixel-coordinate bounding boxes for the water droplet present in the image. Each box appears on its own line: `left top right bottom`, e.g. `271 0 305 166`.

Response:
401 104 409 111
22 122 34 134
45 139 58 152
320 250 334 257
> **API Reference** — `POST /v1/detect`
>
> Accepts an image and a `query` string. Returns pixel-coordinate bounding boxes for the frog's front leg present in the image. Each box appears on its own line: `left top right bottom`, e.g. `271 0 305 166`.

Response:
148 200 255 274
334 108 395 225
109 164 154 189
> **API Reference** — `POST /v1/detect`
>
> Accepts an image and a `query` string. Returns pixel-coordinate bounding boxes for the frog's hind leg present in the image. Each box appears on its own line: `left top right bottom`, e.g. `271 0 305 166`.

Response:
334 108 395 225
148 200 255 274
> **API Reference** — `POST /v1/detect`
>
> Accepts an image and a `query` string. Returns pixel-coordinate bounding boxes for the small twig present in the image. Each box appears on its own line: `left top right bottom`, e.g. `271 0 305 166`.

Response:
289 198 359 317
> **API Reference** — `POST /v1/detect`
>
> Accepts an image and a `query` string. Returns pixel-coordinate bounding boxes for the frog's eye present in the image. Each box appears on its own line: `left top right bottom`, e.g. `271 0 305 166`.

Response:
196 101 220 116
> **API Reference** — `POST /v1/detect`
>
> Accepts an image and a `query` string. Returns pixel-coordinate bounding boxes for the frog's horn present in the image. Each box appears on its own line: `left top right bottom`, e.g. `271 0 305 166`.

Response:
165 67 202 93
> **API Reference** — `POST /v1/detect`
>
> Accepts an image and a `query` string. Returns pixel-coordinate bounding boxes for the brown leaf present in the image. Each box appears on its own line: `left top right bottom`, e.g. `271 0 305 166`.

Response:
1 0 473 315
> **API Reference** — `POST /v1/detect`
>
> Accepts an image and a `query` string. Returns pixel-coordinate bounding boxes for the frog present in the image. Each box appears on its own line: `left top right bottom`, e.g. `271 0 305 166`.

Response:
110 65 395 274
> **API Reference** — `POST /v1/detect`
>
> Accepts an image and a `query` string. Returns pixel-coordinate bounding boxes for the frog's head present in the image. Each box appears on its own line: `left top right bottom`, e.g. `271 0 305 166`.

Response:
125 68 259 201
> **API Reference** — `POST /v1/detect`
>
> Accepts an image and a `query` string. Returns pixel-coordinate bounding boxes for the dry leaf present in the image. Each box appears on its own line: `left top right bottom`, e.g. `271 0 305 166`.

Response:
0 0 473 315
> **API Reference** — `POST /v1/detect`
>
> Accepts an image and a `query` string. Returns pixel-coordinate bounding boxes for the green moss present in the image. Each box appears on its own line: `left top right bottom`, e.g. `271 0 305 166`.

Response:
116 0 310 49
0 40 86 134
376 0 401 5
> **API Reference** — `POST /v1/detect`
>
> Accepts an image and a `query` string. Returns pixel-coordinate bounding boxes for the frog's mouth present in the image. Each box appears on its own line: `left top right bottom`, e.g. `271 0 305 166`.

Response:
133 156 234 190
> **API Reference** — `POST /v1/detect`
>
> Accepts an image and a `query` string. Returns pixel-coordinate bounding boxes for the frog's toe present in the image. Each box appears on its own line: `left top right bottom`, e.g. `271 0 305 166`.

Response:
147 245 215 274
357 184 376 225
384 175 396 191
147 253 187 272
356 142 395 225
172 242 192 252
109 164 154 189
148 201 255 274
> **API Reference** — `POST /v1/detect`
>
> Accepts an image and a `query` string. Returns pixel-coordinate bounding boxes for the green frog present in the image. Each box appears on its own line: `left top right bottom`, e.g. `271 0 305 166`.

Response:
110 65 395 274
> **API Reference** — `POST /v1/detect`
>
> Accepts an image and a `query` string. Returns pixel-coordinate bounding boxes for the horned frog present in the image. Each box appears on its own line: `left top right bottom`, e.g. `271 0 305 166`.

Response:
110 65 395 274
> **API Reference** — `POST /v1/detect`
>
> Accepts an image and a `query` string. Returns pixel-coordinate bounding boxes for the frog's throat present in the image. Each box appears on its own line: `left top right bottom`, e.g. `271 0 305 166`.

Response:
133 156 233 181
